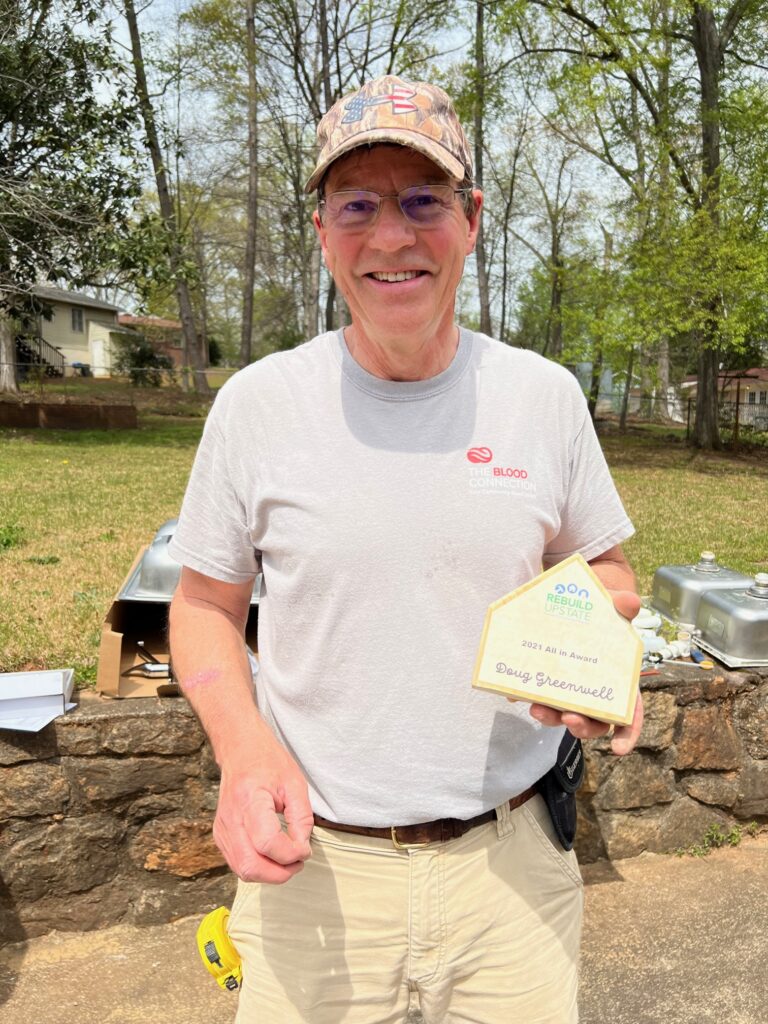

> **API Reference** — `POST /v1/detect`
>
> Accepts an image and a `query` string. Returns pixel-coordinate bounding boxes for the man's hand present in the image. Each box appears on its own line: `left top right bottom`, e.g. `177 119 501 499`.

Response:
524 587 644 756
214 728 315 884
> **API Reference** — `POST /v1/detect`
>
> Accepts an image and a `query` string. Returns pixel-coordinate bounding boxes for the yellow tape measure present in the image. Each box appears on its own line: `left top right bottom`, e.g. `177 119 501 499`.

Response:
196 906 243 992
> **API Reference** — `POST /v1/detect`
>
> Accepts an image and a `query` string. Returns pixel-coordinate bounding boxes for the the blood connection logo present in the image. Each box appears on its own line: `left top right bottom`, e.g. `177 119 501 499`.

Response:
466 447 536 494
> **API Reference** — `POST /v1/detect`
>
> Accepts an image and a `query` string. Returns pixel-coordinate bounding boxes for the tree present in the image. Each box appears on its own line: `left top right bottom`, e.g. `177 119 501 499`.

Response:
124 0 211 394
0 0 141 394
504 0 768 448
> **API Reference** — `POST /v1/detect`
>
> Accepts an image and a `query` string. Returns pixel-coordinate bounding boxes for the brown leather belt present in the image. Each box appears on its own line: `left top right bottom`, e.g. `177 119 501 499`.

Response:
313 786 538 849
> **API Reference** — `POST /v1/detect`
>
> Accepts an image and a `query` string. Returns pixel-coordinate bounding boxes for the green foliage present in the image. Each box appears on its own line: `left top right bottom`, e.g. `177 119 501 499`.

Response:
0 0 143 321
674 822 760 858
208 337 224 366
0 523 24 551
112 335 176 388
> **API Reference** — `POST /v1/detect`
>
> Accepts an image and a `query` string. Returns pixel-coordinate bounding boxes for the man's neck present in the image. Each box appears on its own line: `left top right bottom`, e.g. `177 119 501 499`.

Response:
343 322 460 382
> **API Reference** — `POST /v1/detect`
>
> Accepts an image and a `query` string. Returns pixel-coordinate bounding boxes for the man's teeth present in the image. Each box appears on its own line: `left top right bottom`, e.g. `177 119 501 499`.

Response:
370 271 420 282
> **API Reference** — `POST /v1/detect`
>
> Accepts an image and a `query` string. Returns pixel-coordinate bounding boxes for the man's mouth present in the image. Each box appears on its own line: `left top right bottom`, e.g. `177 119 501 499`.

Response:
367 270 426 282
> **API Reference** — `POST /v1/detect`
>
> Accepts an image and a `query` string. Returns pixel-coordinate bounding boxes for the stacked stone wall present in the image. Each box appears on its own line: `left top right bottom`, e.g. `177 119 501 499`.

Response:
0 695 233 946
1 667 766 945
576 666 768 861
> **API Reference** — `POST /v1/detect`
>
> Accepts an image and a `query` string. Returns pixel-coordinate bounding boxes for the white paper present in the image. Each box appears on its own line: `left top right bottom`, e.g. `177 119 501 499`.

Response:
0 702 77 733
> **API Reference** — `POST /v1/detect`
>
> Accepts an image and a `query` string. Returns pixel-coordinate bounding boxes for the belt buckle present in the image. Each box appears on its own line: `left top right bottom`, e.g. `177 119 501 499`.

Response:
390 826 431 850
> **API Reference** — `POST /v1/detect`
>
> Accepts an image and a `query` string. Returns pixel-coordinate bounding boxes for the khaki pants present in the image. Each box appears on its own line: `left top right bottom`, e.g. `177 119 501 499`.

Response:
228 794 583 1023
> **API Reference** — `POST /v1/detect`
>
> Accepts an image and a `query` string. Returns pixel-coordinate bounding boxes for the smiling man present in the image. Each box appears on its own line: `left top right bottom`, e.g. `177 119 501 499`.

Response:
169 76 641 1024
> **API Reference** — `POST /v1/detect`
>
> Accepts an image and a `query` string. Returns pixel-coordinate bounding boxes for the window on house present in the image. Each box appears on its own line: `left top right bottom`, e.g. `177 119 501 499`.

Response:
760 391 767 405
748 391 756 404
71 307 84 333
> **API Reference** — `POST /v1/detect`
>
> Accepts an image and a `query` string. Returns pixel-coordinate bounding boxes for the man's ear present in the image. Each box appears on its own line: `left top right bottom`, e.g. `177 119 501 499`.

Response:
466 190 483 255
312 208 331 270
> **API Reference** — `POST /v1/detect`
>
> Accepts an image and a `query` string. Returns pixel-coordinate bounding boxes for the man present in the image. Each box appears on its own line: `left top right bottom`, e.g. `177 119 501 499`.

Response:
169 75 642 1024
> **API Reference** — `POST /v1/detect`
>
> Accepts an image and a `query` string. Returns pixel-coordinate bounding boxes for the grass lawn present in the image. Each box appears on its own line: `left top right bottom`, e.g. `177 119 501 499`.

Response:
1 396 767 684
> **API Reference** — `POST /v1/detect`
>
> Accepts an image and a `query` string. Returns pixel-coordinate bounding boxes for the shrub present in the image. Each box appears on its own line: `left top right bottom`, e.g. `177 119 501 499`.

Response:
112 334 175 387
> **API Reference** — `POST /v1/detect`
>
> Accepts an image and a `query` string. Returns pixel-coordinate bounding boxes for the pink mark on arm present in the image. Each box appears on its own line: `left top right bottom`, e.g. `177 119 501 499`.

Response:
180 668 222 693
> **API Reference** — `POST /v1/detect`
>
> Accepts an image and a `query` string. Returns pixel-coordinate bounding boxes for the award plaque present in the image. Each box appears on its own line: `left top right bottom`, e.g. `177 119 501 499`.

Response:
472 554 642 726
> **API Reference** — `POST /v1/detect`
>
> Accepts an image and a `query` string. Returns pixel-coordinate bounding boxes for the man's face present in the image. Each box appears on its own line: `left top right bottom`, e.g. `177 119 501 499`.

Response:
313 146 481 349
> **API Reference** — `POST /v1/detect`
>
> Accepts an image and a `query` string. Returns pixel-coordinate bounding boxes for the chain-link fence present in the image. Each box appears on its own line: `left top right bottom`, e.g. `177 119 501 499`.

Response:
1 360 237 399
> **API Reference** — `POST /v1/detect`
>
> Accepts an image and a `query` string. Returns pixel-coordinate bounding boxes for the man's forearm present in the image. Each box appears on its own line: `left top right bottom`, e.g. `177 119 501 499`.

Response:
169 569 314 882
169 588 270 767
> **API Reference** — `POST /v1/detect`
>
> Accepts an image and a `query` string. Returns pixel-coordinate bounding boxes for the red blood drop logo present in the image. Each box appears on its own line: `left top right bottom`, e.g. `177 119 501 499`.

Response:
467 447 493 464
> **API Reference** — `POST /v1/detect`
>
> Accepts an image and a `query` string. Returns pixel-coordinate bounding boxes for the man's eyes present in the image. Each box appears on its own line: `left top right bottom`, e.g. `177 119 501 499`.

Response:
342 198 378 214
404 192 441 209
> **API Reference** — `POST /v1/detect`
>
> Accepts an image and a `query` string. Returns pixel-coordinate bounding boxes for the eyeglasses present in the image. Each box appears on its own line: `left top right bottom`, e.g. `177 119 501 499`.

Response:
319 184 471 230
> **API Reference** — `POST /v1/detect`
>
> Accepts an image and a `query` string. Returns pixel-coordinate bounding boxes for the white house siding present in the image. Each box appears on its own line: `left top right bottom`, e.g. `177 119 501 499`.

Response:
41 304 91 364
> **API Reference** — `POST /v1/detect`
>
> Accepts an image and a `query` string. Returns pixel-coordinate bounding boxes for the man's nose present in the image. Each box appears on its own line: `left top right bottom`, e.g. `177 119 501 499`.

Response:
368 196 417 250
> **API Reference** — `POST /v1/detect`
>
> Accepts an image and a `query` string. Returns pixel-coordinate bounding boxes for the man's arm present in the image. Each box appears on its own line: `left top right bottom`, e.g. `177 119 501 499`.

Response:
527 544 644 756
169 566 313 883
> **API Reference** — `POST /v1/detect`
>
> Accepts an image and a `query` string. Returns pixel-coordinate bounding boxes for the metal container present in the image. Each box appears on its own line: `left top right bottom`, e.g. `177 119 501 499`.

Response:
694 574 768 668
650 552 752 628
118 519 260 604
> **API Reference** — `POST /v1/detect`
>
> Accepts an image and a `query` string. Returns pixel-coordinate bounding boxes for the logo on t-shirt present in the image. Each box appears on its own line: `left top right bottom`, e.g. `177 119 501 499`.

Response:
467 446 493 463
467 444 535 495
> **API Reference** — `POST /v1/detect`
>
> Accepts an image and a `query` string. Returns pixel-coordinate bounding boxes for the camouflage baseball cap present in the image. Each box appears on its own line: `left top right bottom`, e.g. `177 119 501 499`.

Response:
305 75 473 193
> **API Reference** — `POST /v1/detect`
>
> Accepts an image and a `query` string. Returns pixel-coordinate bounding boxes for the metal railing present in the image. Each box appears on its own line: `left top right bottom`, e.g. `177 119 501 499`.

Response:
15 333 66 377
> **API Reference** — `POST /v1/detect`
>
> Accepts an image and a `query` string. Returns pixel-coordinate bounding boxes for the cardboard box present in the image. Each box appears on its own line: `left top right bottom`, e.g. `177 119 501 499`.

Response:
0 669 76 731
97 548 258 698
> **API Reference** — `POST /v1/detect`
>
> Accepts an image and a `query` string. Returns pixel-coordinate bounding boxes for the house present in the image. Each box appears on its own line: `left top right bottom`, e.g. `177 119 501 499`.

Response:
681 368 768 427
17 286 136 377
117 314 184 368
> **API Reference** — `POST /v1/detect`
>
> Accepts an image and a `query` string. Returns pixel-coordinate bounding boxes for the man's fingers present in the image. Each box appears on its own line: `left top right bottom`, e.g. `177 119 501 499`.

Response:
214 819 306 883
611 693 644 756
559 711 611 739
283 777 315 851
245 792 312 866
611 588 642 622
528 703 610 739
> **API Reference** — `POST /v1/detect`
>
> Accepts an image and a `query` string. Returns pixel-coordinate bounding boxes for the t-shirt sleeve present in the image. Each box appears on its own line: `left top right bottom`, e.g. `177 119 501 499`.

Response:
168 396 261 584
543 403 634 565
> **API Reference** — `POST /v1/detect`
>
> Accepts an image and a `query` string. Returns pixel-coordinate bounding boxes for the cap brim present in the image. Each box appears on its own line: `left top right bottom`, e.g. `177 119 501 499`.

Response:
304 128 466 193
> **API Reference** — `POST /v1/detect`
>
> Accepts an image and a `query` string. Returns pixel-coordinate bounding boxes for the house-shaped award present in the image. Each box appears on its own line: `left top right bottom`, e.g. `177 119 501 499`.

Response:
472 554 642 726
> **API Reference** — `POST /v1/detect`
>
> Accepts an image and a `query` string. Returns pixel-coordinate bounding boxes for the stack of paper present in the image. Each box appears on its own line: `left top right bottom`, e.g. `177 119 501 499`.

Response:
0 669 76 732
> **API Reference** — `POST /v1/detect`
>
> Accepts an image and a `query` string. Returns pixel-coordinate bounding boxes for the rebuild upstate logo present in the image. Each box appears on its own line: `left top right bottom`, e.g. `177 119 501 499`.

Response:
466 446 535 494
544 581 593 623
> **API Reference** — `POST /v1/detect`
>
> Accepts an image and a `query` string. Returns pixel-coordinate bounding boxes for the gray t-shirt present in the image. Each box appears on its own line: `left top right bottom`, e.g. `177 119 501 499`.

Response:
170 329 633 825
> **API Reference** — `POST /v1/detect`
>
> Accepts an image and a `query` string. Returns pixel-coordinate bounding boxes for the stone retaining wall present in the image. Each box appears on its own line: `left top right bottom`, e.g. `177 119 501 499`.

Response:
577 666 768 860
1 666 766 946
0 695 233 946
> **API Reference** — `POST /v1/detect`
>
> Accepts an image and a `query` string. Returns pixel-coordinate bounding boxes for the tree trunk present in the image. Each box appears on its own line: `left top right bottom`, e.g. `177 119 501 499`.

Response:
620 347 635 433
546 252 564 360
304 243 321 339
693 342 720 449
654 336 671 420
325 278 336 332
690 3 722 448
587 349 603 422
588 224 612 421
124 0 210 395
474 0 492 336
0 314 19 395
318 0 333 111
239 0 259 369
